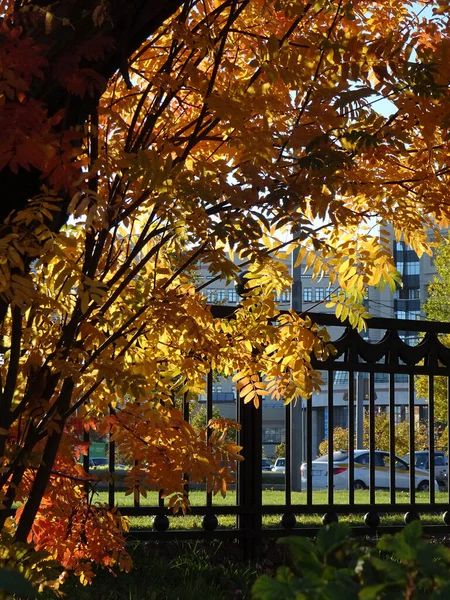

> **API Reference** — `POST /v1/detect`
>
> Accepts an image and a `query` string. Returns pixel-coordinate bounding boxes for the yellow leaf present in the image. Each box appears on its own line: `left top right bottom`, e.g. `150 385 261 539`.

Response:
81 291 90 314
239 383 254 396
45 11 54 35
294 247 307 268
244 340 252 352
62 275 78 296
243 389 256 404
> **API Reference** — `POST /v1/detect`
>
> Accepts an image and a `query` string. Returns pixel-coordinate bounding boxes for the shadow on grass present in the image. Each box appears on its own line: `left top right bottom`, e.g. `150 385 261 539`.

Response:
43 541 261 600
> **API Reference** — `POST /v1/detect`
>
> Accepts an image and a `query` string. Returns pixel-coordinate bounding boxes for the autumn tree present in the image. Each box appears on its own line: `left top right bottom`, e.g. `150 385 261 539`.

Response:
416 239 450 430
3 0 450 589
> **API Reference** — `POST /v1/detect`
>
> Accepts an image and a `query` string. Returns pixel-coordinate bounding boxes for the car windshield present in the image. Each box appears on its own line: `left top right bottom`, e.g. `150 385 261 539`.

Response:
403 452 446 468
92 458 108 465
414 454 428 468
316 452 348 462
404 453 426 467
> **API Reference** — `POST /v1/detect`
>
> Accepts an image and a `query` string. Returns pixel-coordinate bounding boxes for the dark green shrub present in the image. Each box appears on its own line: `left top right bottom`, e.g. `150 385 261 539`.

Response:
252 522 450 599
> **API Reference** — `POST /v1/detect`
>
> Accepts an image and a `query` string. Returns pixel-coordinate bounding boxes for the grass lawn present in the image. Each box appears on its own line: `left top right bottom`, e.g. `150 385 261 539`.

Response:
93 489 450 530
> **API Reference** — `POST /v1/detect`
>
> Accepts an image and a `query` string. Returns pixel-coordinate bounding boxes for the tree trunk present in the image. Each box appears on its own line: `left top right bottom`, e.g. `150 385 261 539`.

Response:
14 378 75 542
1 0 185 222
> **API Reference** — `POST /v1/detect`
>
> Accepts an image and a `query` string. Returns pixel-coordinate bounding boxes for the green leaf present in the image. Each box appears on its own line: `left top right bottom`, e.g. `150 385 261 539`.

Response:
431 582 450 599
358 583 386 600
278 536 321 571
316 522 351 556
252 569 301 600
401 520 423 548
0 568 40 598
370 556 406 581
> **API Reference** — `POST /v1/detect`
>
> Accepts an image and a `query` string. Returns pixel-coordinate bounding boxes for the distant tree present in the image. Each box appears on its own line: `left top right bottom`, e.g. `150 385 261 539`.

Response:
318 413 428 457
422 243 450 324
416 241 450 424
190 404 238 444
275 442 286 459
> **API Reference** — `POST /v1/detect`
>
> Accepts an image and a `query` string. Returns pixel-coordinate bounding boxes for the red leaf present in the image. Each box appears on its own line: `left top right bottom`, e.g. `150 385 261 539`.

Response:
77 35 116 61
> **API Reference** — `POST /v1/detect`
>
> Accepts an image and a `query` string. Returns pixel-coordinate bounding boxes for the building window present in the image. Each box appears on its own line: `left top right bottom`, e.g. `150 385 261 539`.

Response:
395 288 419 300
394 372 409 382
206 289 226 303
228 290 238 303
394 406 409 424
405 262 420 275
334 371 348 384
396 310 421 321
275 291 291 303
262 428 285 444
303 287 312 302
315 287 325 301
333 407 348 429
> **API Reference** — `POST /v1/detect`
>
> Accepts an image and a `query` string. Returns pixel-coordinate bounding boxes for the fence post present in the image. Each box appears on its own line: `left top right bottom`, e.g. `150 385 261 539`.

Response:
235 271 263 559
356 370 365 449
237 389 263 560
291 398 303 491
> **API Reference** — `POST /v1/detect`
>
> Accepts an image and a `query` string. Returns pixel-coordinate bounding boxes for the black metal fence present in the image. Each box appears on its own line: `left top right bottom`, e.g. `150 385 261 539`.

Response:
85 310 450 558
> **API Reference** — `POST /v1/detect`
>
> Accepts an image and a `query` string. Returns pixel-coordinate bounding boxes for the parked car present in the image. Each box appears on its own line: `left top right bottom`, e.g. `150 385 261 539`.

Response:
262 458 274 471
301 450 437 491
403 451 448 490
271 458 286 473
89 457 109 468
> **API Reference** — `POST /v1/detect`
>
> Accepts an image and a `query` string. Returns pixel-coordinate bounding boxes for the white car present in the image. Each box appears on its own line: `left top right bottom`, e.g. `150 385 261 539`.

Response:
301 450 437 491
271 458 286 473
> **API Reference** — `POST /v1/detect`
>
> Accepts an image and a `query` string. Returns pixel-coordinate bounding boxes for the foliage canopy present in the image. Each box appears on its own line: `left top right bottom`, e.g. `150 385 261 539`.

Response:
2 0 450 588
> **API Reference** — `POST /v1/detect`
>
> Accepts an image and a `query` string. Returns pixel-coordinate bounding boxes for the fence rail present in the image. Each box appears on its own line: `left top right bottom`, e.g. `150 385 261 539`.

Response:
83 310 450 558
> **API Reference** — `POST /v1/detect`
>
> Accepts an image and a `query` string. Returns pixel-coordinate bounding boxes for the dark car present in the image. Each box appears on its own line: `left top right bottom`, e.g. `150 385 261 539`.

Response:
403 451 448 490
89 457 109 468
262 458 274 471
